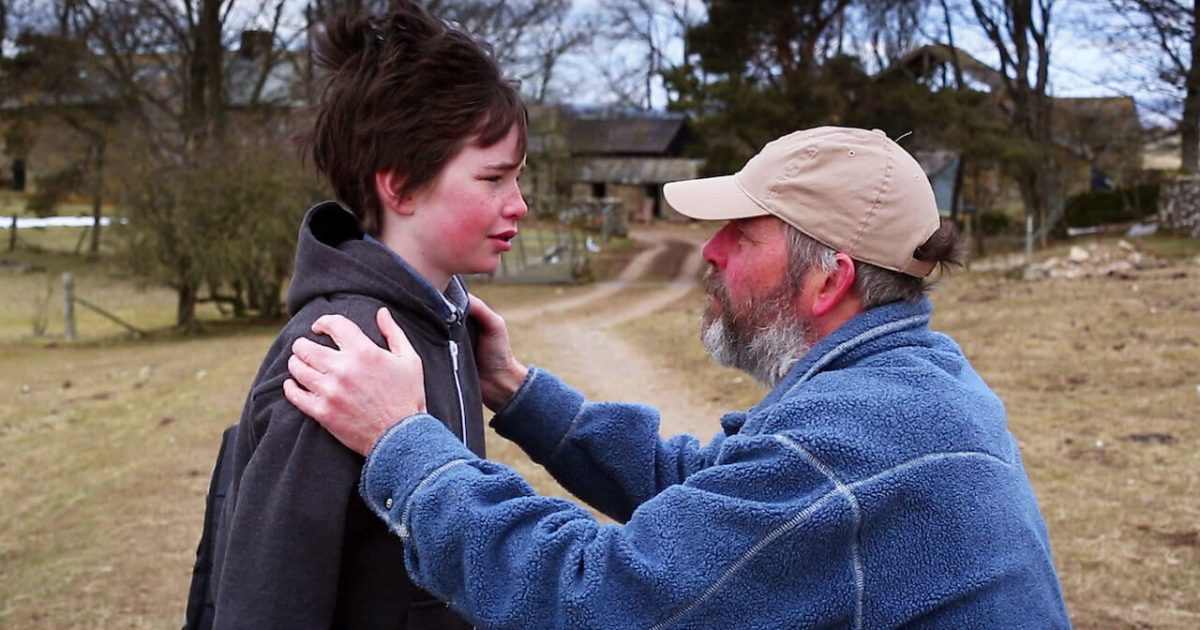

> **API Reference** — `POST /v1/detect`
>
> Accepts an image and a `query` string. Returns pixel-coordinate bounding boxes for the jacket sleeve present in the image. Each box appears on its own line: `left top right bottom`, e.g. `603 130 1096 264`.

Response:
489 367 726 521
359 413 854 630
211 388 361 629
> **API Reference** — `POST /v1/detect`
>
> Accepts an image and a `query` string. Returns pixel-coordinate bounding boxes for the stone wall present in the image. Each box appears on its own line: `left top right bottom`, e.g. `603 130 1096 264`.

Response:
1160 175 1200 237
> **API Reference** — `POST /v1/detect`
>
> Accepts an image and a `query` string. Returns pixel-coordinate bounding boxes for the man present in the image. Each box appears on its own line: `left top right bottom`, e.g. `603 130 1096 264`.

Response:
284 127 1071 628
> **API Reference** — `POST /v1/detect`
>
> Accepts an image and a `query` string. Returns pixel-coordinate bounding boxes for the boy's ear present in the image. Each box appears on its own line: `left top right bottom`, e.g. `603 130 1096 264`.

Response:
375 170 414 216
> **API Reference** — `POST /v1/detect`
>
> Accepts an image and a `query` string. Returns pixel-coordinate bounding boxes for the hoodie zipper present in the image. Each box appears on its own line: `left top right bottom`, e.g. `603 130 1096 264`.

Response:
448 339 468 448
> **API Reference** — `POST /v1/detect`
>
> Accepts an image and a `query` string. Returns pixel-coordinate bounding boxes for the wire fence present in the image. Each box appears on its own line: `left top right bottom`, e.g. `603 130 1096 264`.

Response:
491 227 591 284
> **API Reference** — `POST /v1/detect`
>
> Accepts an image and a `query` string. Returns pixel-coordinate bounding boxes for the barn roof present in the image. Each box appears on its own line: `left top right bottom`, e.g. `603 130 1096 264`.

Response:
569 157 703 184
564 113 688 156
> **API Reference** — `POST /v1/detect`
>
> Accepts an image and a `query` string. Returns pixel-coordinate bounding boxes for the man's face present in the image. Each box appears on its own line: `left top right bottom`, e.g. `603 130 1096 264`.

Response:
700 216 790 319
700 217 814 387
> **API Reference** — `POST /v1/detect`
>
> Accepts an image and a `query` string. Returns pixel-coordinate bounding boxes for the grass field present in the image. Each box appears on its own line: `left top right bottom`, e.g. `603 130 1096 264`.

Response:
1 221 1197 627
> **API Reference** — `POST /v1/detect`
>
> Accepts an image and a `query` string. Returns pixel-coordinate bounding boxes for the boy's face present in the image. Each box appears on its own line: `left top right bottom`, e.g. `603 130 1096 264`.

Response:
403 124 527 287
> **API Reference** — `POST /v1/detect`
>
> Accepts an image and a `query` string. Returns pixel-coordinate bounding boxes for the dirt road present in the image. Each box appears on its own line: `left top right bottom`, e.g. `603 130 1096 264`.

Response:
503 225 729 439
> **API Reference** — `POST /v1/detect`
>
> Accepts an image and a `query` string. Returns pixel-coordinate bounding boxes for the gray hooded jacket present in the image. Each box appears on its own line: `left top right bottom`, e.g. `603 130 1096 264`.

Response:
211 201 482 629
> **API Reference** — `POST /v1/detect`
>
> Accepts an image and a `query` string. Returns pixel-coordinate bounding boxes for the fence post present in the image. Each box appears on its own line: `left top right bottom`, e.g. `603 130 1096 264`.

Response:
63 272 77 342
1024 215 1034 266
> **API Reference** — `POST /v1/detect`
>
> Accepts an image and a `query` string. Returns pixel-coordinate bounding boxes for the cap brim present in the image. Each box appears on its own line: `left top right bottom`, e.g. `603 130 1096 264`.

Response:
663 175 769 222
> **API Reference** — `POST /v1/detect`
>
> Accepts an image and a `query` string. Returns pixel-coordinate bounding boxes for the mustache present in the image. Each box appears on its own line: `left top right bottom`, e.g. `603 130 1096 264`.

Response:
703 268 726 301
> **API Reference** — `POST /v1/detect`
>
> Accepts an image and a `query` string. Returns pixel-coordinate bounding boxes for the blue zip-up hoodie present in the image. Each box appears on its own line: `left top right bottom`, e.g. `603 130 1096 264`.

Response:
359 298 1071 629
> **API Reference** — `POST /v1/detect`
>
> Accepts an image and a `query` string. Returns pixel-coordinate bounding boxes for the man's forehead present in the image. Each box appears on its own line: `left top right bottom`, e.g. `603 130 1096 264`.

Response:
732 215 784 234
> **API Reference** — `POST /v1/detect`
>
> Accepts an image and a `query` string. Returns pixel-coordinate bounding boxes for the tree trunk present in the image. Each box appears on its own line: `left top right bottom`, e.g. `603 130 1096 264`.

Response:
1182 0 1200 174
950 154 966 224
8 215 16 252
89 140 105 258
185 0 225 145
941 0 966 226
177 280 199 331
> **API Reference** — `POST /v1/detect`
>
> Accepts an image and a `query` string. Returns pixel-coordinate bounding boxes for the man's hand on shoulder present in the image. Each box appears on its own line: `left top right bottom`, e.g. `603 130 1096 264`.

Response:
468 295 529 410
284 308 426 456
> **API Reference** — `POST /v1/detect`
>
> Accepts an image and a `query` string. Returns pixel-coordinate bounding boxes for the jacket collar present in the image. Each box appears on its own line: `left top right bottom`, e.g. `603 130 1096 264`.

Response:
755 298 933 410
362 233 468 326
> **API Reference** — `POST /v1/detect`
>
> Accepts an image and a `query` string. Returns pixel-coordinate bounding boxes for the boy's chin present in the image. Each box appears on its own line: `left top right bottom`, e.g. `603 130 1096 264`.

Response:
459 259 501 276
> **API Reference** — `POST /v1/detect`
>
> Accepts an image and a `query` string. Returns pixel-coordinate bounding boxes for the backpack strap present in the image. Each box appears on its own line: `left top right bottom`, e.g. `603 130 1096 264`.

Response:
182 424 238 630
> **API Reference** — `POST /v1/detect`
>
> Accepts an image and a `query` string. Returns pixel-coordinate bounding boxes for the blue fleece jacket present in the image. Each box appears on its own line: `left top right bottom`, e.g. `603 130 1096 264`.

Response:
359 298 1071 629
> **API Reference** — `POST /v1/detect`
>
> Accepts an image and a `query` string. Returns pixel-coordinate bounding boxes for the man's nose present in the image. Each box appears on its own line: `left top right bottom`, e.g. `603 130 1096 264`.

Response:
702 223 733 269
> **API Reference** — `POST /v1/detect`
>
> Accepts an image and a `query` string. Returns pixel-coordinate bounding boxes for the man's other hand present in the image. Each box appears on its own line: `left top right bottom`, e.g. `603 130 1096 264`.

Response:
468 295 529 410
284 308 426 456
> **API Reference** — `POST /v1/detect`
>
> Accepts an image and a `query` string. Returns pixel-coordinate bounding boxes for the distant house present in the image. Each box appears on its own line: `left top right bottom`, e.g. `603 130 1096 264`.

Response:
880 44 1144 216
0 30 306 195
1141 132 1182 177
524 106 704 223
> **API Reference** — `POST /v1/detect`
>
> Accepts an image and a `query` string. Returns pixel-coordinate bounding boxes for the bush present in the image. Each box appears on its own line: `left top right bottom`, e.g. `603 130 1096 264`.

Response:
977 209 1016 236
26 163 84 216
1062 184 1159 229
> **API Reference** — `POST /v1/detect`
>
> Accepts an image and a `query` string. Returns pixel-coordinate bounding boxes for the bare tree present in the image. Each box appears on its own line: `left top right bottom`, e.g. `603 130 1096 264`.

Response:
595 0 699 110
969 0 1061 242
0 0 9 58
1107 0 1198 173
302 1 590 106
857 0 931 70
430 0 591 102
1 0 115 256
75 0 303 328
522 8 592 103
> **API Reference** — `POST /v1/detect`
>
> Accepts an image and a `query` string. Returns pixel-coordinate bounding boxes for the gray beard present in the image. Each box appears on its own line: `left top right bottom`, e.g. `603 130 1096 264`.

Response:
700 279 813 389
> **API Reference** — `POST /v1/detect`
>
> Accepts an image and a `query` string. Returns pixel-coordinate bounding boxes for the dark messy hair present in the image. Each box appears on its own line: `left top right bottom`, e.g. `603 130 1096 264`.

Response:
307 0 527 234
786 219 966 308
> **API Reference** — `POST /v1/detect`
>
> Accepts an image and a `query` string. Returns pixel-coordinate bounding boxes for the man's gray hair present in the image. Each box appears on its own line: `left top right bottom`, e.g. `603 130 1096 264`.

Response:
784 225 929 309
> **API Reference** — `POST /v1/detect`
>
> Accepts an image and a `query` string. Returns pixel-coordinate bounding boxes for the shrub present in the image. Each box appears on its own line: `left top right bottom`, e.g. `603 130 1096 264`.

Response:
977 209 1016 236
26 163 84 216
1062 184 1159 229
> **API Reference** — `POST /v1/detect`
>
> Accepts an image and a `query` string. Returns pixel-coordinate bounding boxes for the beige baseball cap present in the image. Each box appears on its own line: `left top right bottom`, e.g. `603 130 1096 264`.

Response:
663 126 941 277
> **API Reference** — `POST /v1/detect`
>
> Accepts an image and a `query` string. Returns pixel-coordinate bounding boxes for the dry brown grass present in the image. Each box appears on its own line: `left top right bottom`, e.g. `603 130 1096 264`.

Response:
0 332 274 627
933 266 1199 629
1 230 1197 628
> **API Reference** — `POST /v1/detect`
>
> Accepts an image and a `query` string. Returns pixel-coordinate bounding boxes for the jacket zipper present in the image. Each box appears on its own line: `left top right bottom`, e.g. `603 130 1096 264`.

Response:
448 339 468 447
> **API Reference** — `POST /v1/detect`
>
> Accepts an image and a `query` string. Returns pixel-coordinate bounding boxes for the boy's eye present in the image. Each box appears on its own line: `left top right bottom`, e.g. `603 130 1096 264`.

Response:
480 175 502 182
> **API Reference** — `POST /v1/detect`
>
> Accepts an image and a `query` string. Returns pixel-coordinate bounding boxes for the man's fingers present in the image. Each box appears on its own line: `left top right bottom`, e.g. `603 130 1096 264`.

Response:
376 308 416 357
292 337 338 373
287 353 327 393
283 378 323 419
468 295 505 331
312 314 374 352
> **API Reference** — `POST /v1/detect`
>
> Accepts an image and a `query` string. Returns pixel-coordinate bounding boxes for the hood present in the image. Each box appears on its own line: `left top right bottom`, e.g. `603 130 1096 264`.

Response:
285 201 448 331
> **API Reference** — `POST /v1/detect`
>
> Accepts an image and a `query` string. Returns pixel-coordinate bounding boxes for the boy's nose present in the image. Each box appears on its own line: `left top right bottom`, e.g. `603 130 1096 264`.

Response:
505 191 529 220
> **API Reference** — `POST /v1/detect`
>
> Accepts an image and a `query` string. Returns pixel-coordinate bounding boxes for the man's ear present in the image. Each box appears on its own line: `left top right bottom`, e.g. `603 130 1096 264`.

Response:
810 253 857 317
374 170 414 216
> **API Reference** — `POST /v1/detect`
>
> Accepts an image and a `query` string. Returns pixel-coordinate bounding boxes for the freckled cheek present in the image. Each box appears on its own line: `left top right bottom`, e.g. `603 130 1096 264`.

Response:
438 221 476 250
436 203 497 253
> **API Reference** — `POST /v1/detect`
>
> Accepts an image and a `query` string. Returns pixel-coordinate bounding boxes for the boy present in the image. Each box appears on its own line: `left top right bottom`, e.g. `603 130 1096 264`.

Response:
209 1 526 627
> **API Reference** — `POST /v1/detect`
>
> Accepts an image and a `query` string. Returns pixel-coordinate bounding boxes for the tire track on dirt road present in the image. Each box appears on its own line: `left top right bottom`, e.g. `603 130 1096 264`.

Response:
504 227 729 439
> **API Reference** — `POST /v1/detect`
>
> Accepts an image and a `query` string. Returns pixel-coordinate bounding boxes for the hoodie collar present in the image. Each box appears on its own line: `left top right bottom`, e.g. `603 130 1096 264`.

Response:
285 202 468 332
363 233 468 325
